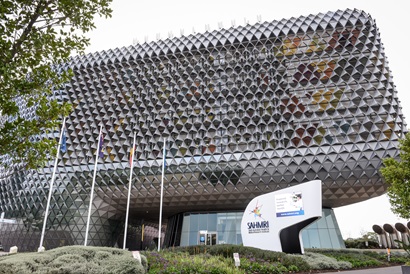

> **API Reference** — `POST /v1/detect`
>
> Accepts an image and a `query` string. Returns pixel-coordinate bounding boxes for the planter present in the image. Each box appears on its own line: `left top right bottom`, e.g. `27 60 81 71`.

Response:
402 265 410 274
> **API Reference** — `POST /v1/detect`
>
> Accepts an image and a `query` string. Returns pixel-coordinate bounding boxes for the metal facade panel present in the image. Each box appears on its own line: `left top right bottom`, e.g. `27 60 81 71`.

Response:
0 8 406 251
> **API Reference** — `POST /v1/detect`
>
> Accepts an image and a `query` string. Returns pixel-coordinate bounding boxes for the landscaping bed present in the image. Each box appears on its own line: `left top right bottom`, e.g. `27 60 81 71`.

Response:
0 245 147 274
0 244 405 273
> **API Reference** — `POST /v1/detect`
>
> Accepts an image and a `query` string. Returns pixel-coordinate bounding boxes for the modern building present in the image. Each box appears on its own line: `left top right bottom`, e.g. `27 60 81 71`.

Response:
0 8 406 252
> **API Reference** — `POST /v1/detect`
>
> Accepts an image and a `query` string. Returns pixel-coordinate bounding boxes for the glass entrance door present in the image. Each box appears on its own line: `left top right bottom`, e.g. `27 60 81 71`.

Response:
206 232 217 245
198 231 217 245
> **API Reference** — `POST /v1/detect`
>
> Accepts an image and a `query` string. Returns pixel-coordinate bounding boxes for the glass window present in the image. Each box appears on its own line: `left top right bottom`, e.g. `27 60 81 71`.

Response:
325 212 336 229
189 230 198 246
316 216 328 229
181 210 345 249
318 228 332 248
235 212 243 231
180 231 189 246
181 215 190 232
189 214 199 232
217 214 227 234
307 229 320 248
307 221 318 229
199 214 207 230
207 214 217 231
329 229 344 248
301 230 311 247
236 233 243 245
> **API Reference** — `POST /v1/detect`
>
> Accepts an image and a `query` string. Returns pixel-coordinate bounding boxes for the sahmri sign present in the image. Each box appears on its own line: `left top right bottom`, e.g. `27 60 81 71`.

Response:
241 180 322 254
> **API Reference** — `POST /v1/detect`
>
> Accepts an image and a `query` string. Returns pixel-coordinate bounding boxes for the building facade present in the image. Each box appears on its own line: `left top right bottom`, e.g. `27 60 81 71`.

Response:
0 9 406 251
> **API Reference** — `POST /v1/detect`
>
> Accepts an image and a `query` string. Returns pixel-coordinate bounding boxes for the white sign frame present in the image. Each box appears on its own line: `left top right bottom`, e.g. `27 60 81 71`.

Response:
241 180 322 253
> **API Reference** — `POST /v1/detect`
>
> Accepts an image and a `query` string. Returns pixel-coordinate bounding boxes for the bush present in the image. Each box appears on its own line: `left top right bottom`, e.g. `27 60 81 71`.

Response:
308 248 384 268
170 244 310 271
240 257 292 274
345 239 380 249
293 252 352 270
144 252 240 274
0 245 146 274
144 245 310 273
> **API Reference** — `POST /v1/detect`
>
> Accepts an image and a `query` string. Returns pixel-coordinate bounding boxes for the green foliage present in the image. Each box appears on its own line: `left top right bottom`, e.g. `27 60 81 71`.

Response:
0 0 112 169
1 245 404 273
144 244 310 273
395 235 410 260
144 252 240 274
310 248 384 268
293 252 352 270
344 239 380 249
0 245 145 274
381 132 410 219
168 244 309 271
239 257 293 274
363 250 408 264
361 231 379 242
146 246 399 273
344 232 380 249
140 253 148 273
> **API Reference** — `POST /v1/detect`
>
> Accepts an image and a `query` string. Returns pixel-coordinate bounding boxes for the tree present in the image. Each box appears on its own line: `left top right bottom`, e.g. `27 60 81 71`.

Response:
360 231 378 243
344 231 380 249
0 0 112 170
380 132 410 219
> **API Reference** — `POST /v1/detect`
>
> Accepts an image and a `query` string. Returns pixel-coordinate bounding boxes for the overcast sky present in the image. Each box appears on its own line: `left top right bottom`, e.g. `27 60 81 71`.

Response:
84 0 409 238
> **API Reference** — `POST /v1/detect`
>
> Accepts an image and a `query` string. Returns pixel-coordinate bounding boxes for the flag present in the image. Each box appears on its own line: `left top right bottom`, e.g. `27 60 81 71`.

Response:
129 145 136 166
98 134 104 158
60 128 67 153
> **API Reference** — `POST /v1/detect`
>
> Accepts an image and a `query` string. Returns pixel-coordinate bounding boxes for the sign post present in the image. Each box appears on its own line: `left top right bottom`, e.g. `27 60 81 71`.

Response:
233 253 240 267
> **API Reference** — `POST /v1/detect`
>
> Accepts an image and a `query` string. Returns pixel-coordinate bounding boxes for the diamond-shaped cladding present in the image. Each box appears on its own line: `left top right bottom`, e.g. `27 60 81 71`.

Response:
0 8 406 251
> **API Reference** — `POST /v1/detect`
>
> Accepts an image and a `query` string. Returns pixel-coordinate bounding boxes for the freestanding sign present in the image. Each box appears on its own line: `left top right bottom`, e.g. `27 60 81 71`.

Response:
241 180 322 254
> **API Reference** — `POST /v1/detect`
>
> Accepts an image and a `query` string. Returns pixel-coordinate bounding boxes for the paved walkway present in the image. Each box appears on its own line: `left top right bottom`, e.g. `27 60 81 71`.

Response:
320 266 402 274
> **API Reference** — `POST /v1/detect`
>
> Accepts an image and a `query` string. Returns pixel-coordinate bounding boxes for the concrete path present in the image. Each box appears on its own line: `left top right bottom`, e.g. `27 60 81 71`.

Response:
320 266 402 274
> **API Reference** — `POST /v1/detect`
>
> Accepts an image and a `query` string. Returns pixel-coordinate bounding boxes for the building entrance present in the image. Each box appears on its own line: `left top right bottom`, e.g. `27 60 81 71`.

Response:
198 231 217 245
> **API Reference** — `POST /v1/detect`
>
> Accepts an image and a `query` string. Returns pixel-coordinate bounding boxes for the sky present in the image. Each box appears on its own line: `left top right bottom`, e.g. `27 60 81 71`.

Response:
84 0 409 239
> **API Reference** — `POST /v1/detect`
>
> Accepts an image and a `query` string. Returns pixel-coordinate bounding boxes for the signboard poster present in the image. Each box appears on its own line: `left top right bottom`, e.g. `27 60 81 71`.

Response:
241 180 321 252
275 192 304 217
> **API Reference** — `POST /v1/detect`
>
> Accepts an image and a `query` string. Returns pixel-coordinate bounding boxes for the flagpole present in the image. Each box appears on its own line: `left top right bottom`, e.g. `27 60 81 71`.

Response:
158 137 166 252
84 124 103 246
123 131 136 250
38 117 66 252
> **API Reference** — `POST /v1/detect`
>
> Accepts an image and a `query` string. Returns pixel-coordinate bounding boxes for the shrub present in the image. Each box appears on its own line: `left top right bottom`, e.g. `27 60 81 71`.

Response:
144 245 310 273
168 244 310 271
344 239 380 249
240 257 291 274
294 252 352 270
140 253 148 272
309 248 384 268
0 245 145 274
144 251 241 274
361 249 407 264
